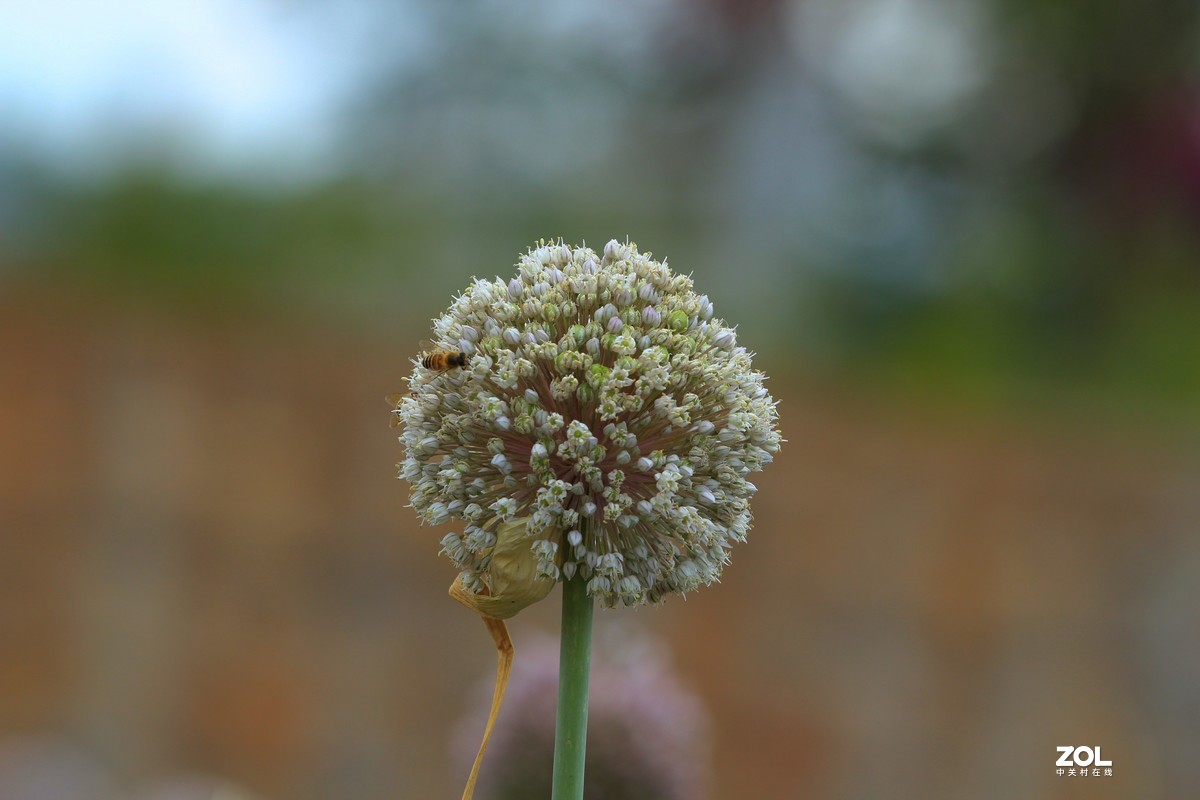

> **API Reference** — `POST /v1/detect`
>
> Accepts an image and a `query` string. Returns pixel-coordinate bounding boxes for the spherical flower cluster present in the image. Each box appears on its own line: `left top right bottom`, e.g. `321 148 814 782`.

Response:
394 239 781 607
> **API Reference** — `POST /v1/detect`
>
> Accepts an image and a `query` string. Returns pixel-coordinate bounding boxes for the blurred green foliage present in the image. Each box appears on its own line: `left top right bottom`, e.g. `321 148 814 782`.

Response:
30 170 387 303
813 192 1200 418
5 161 1195 427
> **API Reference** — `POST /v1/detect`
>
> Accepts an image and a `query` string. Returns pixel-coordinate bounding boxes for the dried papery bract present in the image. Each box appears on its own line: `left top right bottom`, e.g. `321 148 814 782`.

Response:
392 239 781 798
446 517 554 799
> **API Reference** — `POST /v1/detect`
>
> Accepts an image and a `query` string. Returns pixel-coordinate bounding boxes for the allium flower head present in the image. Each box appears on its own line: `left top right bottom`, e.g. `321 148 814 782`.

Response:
394 239 781 608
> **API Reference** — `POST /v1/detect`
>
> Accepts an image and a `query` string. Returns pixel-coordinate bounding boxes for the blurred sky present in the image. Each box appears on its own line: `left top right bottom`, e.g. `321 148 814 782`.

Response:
0 0 356 181
0 0 992 180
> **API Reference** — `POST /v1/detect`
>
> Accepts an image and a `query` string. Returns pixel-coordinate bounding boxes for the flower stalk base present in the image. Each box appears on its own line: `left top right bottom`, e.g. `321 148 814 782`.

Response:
551 577 594 799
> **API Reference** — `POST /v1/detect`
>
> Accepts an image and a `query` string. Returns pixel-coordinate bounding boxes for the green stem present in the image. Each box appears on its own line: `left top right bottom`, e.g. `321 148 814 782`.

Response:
551 576 594 800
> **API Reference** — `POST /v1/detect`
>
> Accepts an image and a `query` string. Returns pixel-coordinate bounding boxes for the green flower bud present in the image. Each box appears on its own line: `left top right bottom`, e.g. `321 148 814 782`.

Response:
586 364 610 388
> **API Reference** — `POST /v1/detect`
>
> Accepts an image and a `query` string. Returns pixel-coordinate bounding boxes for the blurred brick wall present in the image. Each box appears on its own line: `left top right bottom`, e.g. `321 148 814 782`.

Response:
1 286 1196 799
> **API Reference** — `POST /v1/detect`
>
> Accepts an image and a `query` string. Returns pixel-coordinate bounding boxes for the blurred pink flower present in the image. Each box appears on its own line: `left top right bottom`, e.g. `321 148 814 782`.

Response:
453 631 712 800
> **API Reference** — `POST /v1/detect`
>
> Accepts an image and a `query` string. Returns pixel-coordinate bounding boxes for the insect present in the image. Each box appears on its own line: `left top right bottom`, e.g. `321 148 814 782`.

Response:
421 348 469 371
415 338 469 373
386 342 469 426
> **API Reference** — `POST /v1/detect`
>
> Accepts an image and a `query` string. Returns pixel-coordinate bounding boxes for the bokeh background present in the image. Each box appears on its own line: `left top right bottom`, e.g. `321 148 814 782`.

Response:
2 1 1199 798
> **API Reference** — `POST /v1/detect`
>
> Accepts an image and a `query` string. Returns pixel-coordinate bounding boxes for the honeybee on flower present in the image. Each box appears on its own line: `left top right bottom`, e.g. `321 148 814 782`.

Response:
421 348 469 372
417 339 470 373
